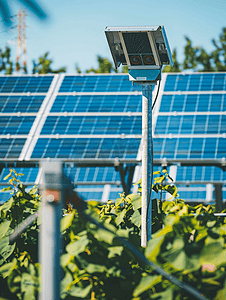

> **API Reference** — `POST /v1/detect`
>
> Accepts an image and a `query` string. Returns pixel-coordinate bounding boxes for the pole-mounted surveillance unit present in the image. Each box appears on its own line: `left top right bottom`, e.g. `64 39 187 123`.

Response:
105 25 173 247
105 26 173 83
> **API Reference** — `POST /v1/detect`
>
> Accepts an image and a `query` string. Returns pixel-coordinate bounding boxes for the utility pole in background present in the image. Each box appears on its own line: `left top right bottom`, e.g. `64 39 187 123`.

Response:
16 9 27 73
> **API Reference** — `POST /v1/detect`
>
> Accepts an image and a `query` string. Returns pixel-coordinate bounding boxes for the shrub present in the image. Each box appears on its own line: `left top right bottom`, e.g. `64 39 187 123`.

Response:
0 169 226 299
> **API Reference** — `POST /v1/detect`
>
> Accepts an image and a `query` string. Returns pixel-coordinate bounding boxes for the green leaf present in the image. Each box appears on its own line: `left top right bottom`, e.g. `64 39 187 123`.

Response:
85 263 106 273
164 184 177 196
21 272 36 300
200 238 226 266
115 228 129 238
61 271 73 299
131 194 141 210
0 257 17 278
94 228 115 245
115 197 122 207
68 284 92 298
60 253 72 268
3 173 12 180
108 246 123 258
154 176 165 184
116 208 127 226
202 278 220 285
145 234 165 263
153 171 161 175
133 275 162 297
163 239 201 271
131 210 141 227
152 288 173 300
61 211 75 232
2 186 13 192
66 236 89 256
0 197 13 213
7 269 21 294
0 236 15 261
0 220 11 239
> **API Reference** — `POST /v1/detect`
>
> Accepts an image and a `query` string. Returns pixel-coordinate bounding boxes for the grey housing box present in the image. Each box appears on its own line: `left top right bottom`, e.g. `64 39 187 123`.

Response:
105 26 174 69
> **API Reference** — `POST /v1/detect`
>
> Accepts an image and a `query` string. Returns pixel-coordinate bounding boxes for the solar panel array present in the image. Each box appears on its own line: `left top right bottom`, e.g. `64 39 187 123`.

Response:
0 72 226 204
0 74 142 202
154 73 226 202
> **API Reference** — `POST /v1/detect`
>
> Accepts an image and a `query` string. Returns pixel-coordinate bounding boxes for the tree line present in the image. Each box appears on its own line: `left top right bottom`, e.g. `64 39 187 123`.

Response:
0 27 226 74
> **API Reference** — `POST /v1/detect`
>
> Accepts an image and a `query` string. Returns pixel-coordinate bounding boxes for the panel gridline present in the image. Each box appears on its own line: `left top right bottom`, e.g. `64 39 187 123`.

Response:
41 116 142 135
0 116 35 135
164 73 226 92
31 138 141 159
0 95 45 113
50 95 142 113
0 76 54 93
159 94 226 113
59 75 142 92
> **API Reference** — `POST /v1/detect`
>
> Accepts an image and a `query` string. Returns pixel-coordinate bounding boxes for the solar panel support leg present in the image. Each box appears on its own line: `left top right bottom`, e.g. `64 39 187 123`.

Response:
127 165 136 194
119 164 129 195
214 183 223 212
118 164 136 196
141 84 153 247
39 161 64 300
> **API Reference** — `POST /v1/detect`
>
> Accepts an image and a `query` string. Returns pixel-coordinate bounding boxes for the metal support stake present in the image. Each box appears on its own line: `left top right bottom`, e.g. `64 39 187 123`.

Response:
39 161 64 300
141 84 153 247
214 183 223 212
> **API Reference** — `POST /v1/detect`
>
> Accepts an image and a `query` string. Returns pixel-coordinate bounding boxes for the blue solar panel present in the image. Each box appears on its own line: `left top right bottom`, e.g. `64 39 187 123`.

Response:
0 72 225 203
177 190 206 200
155 72 226 202
0 168 39 183
155 115 223 135
0 95 45 113
76 190 104 201
31 138 141 159
153 137 226 159
0 76 54 93
50 94 142 113
0 192 12 204
109 190 124 200
159 94 226 113
59 75 142 92
0 116 35 134
64 167 121 183
41 116 142 135
0 138 26 158
164 73 226 92
176 166 226 182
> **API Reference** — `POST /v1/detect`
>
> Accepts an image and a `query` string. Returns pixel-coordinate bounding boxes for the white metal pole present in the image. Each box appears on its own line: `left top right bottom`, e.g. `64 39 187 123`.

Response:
39 161 63 300
141 84 152 247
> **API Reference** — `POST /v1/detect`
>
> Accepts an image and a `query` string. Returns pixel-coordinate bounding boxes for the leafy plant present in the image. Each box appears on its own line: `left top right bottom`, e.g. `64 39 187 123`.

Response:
0 169 41 299
1 169 226 299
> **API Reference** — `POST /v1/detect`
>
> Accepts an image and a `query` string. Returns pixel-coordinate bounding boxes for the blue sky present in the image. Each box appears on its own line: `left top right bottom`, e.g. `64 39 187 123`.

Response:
1 0 226 73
